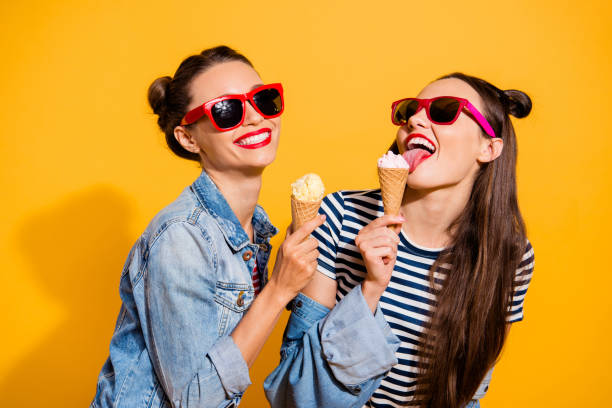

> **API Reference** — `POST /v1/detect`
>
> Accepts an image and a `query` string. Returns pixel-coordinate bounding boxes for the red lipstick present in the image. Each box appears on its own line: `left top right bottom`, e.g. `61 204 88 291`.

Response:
233 128 272 149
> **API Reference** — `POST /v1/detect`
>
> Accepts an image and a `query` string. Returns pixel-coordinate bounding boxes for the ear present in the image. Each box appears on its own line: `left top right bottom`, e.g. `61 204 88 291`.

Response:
477 137 503 163
174 125 201 154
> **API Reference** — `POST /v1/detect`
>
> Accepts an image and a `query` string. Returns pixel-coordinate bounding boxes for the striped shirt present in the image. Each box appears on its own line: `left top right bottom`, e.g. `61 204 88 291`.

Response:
252 263 261 295
312 189 535 408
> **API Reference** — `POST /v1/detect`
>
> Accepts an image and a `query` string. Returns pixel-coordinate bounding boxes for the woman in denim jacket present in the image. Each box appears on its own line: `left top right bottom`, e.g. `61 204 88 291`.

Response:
265 73 535 408
91 46 324 408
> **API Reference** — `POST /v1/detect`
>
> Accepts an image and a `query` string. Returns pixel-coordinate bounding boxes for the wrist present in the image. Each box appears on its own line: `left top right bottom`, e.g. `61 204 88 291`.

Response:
362 279 386 297
262 279 295 310
361 280 385 313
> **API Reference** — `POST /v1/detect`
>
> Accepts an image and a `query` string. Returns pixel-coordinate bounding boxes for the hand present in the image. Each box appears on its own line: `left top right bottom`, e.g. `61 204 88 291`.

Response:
354 215 404 310
269 214 326 303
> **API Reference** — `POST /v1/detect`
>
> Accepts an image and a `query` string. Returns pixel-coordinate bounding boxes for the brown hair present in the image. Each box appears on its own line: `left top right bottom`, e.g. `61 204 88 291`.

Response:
391 73 532 407
147 45 253 162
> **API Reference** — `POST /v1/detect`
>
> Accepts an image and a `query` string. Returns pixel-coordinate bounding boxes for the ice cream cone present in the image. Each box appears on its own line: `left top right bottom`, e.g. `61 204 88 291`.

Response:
291 195 322 230
378 167 409 216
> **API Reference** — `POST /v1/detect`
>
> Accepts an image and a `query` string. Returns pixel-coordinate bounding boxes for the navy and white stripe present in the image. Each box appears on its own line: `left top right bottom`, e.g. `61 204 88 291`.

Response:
313 189 535 408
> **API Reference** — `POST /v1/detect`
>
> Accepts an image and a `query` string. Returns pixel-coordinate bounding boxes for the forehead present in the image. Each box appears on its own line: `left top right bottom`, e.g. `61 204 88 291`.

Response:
417 78 484 110
188 60 262 107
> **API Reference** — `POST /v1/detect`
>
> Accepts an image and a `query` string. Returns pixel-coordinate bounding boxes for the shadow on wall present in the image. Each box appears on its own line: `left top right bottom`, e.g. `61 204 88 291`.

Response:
0 186 136 407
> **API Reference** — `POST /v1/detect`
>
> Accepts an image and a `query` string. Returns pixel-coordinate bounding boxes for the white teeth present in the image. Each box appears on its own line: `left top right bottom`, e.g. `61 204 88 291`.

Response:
408 137 435 152
235 132 270 146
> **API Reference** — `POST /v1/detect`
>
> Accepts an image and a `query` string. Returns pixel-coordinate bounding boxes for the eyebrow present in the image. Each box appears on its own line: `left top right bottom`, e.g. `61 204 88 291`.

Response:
218 83 264 97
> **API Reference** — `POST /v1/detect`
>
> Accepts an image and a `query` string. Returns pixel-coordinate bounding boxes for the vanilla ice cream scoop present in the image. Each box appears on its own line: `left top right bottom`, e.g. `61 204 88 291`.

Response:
377 150 410 169
291 173 325 201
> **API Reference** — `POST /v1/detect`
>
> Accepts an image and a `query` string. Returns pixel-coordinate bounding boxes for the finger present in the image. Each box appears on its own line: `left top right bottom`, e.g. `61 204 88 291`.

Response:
382 253 397 265
383 227 401 243
362 214 405 232
358 235 399 252
356 227 392 247
363 246 394 261
358 227 400 246
294 236 319 254
286 224 295 236
389 224 402 234
289 214 326 243
301 250 319 264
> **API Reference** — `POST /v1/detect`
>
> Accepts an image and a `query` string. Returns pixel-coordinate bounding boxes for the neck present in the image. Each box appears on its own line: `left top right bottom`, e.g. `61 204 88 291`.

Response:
400 176 474 249
204 167 262 242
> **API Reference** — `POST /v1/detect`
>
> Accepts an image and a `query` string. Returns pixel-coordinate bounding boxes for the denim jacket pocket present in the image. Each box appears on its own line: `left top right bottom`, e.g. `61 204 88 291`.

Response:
214 282 254 336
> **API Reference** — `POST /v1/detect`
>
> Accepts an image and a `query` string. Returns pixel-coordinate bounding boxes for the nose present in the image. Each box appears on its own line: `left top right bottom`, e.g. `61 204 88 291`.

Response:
406 106 430 131
243 101 264 126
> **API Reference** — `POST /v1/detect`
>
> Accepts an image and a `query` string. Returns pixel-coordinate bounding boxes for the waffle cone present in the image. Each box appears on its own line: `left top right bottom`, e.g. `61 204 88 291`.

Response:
291 195 322 230
378 167 409 216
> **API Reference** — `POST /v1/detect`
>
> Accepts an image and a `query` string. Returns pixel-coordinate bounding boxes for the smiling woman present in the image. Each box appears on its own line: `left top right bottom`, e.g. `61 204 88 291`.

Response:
89 46 325 408
264 73 535 408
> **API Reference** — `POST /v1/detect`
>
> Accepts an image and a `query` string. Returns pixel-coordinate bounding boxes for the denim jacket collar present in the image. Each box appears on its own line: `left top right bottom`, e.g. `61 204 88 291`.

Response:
191 170 278 251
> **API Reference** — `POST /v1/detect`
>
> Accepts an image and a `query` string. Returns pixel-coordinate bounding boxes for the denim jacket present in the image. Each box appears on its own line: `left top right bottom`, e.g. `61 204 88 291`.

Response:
91 170 278 408
264 286 493 408
264 285 401 408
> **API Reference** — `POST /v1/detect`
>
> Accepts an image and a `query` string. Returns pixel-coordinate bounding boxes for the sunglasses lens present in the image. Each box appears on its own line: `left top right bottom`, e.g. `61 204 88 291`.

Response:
393 99 419 124
429 98 461 123
253 88 283 116
211 99 244 129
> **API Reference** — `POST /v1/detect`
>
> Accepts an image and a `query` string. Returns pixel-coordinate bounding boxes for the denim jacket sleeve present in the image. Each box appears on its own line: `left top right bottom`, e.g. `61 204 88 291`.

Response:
264 284 401 408
144 221 249 408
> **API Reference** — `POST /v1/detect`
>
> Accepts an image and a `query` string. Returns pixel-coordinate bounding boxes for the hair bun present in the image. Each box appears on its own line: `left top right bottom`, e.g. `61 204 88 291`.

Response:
147 76 172 116
503 89 532 118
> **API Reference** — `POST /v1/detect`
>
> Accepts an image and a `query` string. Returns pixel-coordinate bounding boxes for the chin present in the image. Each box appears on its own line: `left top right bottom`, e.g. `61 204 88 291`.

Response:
406 179 438 191
405 168 446 191
245 150 277 171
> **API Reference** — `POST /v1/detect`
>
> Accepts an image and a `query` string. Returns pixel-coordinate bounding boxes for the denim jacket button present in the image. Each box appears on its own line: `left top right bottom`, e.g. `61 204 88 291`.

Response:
237 291 245 306
296 300 303 308
242 251 253 261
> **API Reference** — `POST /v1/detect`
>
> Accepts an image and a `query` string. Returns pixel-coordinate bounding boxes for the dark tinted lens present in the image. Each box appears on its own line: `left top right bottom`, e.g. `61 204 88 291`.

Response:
211 99 243 128
253 88 282 116
429 97 461 123
393 99 419 124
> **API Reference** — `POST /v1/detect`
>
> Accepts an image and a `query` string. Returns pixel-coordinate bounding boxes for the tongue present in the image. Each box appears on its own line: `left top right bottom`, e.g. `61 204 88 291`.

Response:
402 149 432 172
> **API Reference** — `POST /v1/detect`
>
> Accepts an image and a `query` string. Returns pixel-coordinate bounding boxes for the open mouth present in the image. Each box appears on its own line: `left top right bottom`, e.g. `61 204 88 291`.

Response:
233 128 272 149
403 134 436 171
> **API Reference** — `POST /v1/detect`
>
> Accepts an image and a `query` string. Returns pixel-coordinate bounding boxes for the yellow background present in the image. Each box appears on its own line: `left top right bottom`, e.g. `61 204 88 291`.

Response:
1 0 610 406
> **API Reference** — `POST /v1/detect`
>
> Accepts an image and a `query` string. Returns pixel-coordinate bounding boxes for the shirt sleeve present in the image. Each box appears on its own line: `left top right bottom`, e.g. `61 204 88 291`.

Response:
143 221 249 408
507 240 535 323
312 191 345 280
264 285 400 408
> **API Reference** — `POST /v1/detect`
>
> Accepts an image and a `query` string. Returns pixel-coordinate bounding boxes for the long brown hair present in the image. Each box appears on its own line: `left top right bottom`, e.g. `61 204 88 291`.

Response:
147 45 253 162
391 73 532 407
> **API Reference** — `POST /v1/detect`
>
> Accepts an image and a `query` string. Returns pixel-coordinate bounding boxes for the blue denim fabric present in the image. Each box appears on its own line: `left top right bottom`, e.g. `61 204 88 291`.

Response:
264 285 401 408
91 170 278 408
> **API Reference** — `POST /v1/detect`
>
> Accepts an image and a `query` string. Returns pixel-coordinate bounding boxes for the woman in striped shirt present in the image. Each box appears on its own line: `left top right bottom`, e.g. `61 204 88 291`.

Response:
265 73 534 408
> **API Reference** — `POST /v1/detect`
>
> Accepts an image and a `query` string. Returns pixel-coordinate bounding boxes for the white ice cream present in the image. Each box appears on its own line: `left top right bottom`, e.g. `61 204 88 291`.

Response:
377 150 410 169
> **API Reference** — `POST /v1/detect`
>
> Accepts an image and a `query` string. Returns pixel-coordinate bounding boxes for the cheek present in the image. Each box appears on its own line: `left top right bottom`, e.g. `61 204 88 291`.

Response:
271 118 281 138
395 128 408 154
437 123 481 160
432 127 481 178
440 138 474 163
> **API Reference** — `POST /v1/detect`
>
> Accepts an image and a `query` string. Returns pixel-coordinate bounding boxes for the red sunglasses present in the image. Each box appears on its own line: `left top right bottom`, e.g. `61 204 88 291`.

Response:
391 96 497 138
180 83 284 131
